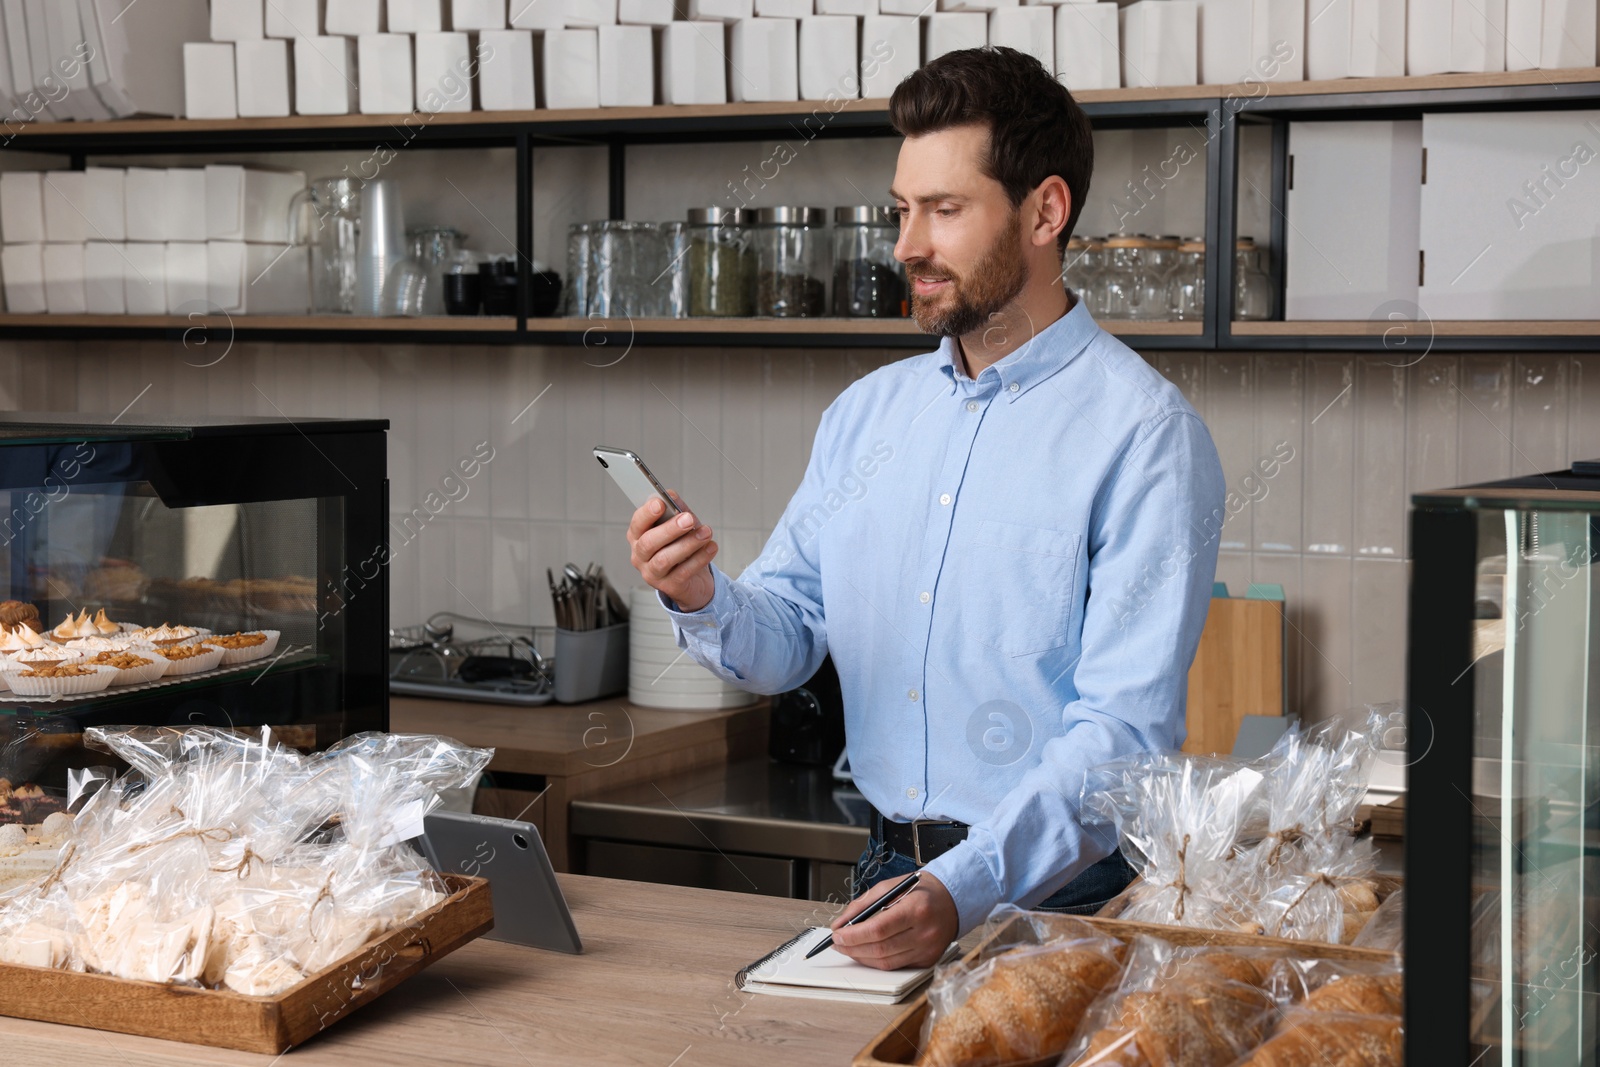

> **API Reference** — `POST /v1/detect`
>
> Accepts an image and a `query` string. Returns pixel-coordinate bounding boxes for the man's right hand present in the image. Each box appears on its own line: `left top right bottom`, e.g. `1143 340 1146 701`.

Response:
627 492 718 613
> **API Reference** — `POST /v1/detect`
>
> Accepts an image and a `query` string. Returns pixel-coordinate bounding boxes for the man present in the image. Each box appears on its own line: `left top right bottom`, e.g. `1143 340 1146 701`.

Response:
625 47 1225 969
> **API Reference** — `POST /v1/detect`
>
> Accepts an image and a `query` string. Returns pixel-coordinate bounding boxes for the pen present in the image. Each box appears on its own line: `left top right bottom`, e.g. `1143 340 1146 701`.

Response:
804 872 923 960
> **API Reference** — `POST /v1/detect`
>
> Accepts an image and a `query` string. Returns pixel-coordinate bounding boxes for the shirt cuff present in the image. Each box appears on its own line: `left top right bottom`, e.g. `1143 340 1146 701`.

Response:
921 839 1005 936
656 565 735 636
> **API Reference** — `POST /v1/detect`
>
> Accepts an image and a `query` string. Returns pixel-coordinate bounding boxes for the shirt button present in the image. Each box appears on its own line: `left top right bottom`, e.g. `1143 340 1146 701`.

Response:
1009 382 1020 393
908 688 919 701
939 493 951 506
906 787 918 800
919 591 930 603
966 401 979 412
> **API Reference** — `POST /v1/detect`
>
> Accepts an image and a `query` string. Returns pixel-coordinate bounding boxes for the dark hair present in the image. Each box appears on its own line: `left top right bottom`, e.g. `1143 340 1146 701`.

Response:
888 46 1093 255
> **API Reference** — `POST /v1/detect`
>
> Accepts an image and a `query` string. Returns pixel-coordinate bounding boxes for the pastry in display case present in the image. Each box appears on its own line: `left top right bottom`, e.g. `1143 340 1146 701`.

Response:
0 414 388 844
1408 463 1600 1065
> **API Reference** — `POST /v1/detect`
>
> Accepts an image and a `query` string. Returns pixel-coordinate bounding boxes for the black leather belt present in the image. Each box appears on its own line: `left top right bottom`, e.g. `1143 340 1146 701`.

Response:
869 806 969 865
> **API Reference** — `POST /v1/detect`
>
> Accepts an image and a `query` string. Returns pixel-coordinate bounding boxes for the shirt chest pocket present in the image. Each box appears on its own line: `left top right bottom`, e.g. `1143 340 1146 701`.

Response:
960 520 1083 657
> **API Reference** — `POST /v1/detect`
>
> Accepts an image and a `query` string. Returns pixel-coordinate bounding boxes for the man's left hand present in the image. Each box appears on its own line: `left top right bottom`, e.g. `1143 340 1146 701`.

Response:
828 872 959 970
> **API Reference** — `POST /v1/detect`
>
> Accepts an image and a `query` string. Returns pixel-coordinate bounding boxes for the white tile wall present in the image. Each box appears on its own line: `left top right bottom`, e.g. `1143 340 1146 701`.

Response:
1 338 1598 725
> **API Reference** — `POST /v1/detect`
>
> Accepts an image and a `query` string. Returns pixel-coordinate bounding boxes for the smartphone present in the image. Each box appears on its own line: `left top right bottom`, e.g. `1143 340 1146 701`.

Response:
594 446 684 525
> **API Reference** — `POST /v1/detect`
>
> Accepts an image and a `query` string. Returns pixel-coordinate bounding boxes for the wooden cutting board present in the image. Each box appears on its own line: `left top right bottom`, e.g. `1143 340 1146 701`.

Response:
1183 595 1286 755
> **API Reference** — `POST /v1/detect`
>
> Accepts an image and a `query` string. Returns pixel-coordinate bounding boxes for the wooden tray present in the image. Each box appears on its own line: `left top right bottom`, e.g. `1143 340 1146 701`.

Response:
0 872 493 1054
852 909 1401 1067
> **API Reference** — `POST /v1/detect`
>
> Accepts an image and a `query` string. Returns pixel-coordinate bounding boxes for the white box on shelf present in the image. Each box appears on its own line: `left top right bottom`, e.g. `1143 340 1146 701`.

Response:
211 0 265 41
359 33 415 113
92 0 212 119
598 25 653 105
758 0 812 14
122 243 167 313
325 0 383 34
939 0 1015 10
84 167 126 243
1119 0 1197 87
0 244 45 314
988 6 1053 72
479 28 537 108
207 241 312 314
1196 0 1251 83
564 0 619 23
416 31 475 111
660 21 728 102
236 39 293 117
164 242 209 314
543 28 601 107
0 172 44 245
205 166 308 244
1306 0 1404 79
295 35 358 114
266 0 326 35
45 0 112 120
688 0 755 20
816 0 876 12
455 0 508 27
1055 2 1119 89
799 15 858 99
861 14 918 96
1407 0 1506 74
729 17 798 100
511 0 568 29
619 0 676 22
1506 0 1543 70
1251 0 1304 81
388 0 443 30
123 169 167 243
1539 0 1596 67
925 11 986 61
84 241 126 314
1419 110 1600 320
43 243 87 315
881 0 937 13
183 43 239 120
165 169 210 243
1284 120 1420 318
41 172 91 244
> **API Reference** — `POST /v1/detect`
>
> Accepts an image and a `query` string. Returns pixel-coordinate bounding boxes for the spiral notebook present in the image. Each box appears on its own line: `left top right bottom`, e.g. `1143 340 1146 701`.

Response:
734 926 944 1005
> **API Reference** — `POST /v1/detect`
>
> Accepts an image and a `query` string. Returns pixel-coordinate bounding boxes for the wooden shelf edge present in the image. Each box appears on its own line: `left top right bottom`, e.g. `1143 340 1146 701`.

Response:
7 66 1599 140
1233 320 1600 337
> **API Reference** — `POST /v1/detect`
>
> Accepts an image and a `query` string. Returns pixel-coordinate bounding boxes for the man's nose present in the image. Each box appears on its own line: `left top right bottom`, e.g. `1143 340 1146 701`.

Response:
894 209 928 264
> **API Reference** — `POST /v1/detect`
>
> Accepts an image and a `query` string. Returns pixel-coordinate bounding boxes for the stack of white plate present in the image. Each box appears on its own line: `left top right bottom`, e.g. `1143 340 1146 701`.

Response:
628 585 755 710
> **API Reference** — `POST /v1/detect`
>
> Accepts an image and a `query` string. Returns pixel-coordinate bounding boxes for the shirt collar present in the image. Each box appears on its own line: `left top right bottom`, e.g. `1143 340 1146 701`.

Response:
935 296 1097 401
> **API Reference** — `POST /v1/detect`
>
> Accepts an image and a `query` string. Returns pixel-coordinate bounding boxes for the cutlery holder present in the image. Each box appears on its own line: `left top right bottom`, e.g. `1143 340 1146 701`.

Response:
553 622 629 703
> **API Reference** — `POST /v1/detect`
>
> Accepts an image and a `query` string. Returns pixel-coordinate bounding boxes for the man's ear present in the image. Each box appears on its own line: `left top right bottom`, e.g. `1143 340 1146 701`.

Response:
1031 176 1072 249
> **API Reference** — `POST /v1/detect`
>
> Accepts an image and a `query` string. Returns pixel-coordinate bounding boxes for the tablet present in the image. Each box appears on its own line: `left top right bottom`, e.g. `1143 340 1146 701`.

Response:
417 809 583 955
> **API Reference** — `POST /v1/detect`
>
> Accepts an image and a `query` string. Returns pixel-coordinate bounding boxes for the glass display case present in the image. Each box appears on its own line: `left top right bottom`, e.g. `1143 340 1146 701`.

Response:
1408 466 1600 1065
0 415 388 827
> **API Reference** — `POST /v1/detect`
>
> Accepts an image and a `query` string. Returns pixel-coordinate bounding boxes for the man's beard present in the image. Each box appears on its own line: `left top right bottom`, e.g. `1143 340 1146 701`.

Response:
905 216 1031 338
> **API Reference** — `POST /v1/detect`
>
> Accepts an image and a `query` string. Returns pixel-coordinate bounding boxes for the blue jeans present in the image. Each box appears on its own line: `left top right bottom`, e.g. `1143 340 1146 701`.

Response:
850 838 1137 917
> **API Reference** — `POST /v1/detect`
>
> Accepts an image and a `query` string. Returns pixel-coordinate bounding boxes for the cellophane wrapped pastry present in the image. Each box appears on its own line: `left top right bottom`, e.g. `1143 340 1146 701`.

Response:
1059 937 1286 1067
0 726 492 995
918 907 1127 1067
1242 958 1404 1066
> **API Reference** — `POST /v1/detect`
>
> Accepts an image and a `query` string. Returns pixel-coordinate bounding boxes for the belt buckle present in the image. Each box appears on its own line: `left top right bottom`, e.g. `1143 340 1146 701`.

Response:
911 820 935 866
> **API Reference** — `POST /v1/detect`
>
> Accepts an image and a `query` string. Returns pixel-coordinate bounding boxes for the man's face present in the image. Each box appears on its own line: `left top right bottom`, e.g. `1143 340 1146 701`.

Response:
891 124 1030 338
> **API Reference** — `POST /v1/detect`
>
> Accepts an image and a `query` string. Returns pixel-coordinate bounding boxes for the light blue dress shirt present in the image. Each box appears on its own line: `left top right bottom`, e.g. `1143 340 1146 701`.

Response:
659 298 1226 933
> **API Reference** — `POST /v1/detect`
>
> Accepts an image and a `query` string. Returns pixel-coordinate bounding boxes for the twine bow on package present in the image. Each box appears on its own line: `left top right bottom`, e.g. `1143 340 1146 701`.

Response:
0 726 492 993
1080 707 1394 945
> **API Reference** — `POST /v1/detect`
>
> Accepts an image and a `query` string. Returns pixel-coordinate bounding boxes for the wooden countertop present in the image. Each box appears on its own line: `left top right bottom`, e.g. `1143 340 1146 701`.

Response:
0 874 894 1066
390 695 767 777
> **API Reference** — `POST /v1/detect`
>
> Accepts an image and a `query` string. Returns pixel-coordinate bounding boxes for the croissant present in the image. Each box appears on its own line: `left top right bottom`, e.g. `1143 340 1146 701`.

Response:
1071 952 1278 1067
918 946 1123 1067
1236 1012 1402 1067
1302 974 1404 1016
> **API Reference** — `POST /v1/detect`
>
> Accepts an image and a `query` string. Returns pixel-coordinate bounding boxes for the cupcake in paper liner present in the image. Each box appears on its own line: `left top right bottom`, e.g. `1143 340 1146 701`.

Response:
201 630 281 665
68 634 157 655
155 642 226 676
12 646 84 670
130 623 208 648
86 649 171 686
2 662 118 697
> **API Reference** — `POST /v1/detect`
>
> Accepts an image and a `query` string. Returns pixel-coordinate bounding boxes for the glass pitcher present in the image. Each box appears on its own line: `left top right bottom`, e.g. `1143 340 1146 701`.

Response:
287 177 363 314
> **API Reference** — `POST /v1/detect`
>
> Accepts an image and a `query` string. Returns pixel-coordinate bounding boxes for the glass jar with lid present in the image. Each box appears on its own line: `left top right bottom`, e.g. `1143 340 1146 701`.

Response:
752 206 828 317
1168 238 1206 321
1234 236 1273 320
685 207 753 317
1130 235 1181 321
831 205 904 317
1100 235 1146 320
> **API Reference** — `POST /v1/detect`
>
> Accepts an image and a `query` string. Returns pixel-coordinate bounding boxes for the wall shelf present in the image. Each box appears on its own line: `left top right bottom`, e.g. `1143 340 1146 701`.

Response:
4 69 1597 350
